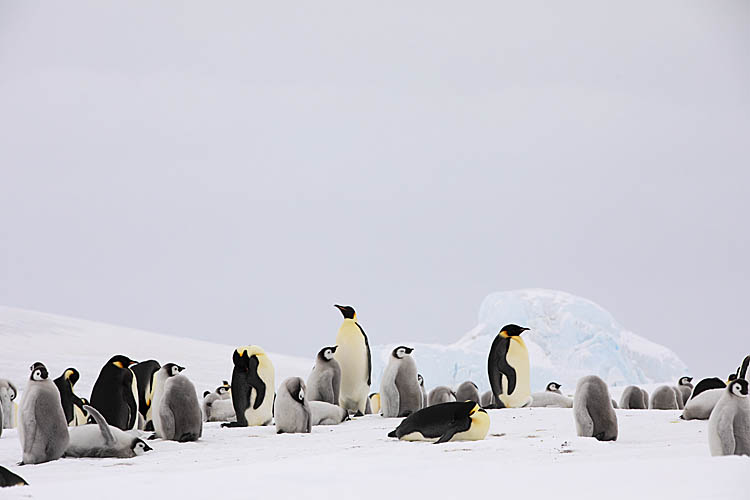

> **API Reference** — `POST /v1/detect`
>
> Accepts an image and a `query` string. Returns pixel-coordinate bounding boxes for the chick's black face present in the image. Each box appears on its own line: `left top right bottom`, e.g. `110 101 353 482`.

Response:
334 304 356 319
163 363 185 377
29 362 48 381
500 324 530 337
730 379 749 397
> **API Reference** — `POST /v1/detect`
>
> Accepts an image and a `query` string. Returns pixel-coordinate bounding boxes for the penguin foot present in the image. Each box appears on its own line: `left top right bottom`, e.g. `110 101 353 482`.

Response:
353 411 364 417
221 422 247 428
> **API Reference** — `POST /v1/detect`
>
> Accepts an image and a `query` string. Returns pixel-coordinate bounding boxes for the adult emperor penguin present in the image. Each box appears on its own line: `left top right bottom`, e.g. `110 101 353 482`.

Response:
681 387 725 420
0 379 18 429
387 401 490 444
456 381 482 405
274 377 312 434
53 368 86 426
90 355 139 431
707 378 750 456
306 346 341 405
152 363 202 441
690 377 726 400
487 324 532 408
0 466 28 488
333 305 372 415
65 405 153 458
428 386 456 406
418 374 428 409
131 359 161 429
619 386 647 409
222 345 275 427
309 401 349 425
573 375 618 441
677 377 693 405
381 346 422 418
545 382 563 395
18 362 70 464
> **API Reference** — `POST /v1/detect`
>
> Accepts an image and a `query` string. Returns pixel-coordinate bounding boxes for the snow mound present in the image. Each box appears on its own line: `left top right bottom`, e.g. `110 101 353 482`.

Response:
0 306 311 397
372 289 687 393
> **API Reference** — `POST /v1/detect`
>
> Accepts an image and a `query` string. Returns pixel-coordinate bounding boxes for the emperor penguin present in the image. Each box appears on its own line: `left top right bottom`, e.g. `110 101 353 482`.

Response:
381 346 422 418
427 386 456 406
387 401 490 444
545 382 563 394
309 401 350 425
90 355 139 431
0 466 28 488
333 305 372 415
487 324 532 408
650 385 679 410
671 386 685 410
65 405 153 458
480 390 493 408
18 362 70 464
619 386 647 409
739 355 750 381
202 392 236 422
530 390 573 408
573 375 617 441
222 345 275 427
0 379 18 429
368 393 381 414
152 363 202 442
274 377 312 434
131 359 161 429
455 381 482 405
306 346 341 405
707 379 750 456
418 374 428 409
53 368 86 426
216 381 231 399
690 377 726 400
677 377 693 405
681 388 724 420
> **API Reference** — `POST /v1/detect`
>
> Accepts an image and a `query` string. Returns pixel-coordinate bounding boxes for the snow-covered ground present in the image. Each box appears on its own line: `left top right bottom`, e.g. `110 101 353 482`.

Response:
0 306 747 499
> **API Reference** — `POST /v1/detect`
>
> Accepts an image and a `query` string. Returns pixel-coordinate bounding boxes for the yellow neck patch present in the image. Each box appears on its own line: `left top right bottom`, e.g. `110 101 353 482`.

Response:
113 361 124 369
236 345 266 358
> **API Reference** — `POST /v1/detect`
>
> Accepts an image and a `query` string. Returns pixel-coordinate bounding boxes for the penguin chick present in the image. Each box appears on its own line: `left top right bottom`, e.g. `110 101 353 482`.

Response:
153 363 202 442
427 386 457 407
650 385 679 410
545 382 563 394
274 377 311 434
309 401 349 425
381 346 421 418
306 346 342 405
65 405 153 458
708 379 750 456
455 381 482 405
573 375 617 441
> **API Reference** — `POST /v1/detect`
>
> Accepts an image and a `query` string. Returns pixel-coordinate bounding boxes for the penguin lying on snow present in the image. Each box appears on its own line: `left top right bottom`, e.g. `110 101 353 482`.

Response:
681 388 724 421
573 375 617 441
0 466 28 488
309 401 349 425
65 406 153 458
203 392 236 422
708 379 750 456
388 401 490 444
690 377 726 400
545 382 563 394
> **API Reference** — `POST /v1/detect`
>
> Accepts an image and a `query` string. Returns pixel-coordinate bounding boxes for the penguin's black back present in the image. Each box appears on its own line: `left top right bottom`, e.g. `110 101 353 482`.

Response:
53 375 75 424
389 401 474 439
691 377 726 400
90 364 133 430
0 465 28 487
132 360 161 418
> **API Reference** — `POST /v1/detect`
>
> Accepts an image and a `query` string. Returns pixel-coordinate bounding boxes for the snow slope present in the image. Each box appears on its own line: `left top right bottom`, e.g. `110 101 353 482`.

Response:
0 306 312 398
372 289 688 393
0 306 746 499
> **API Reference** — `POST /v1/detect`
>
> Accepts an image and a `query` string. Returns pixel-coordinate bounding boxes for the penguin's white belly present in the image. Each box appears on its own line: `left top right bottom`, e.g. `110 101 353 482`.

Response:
244 362 274 426
335 341 368 410
499 339 531 409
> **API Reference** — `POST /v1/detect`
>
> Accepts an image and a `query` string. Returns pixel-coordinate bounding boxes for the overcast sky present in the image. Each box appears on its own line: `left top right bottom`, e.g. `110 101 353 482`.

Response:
1 1 748 376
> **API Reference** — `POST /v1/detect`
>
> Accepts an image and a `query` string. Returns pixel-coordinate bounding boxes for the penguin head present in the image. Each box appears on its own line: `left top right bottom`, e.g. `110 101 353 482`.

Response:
319 346 338 361
163 363 185 377
679 376 693 386
64 368 80 386
392 346 414 359
334 304 357 320
417 374 424 387
203 391 211 398
109 355 138 369
216 386 229 396
546 382 561 392
132 439 153 456
468 403 488 420
29 362 48 381
729 379 749 398
727 373 738 384
499 324 530 338
285 377 306 403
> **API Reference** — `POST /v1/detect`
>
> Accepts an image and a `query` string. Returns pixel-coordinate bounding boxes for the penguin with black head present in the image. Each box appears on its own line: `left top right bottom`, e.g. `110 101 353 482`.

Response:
487 324 532 408
90 355 139 431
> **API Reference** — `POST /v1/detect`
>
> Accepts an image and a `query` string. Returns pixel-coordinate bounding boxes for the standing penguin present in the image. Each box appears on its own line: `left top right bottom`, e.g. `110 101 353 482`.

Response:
18 362 70 464
333 305 371 415
418 374 428 409
677 377 693 405
619 386 647 410
708 379 750 456
650 385 679 410
53 368 86 426
131 360 161 429
152 363 202 442
274 377 311 434
0 379 18 429
573 375 618 441
90 355 139 431
487 324 532 408
380 346 422 418
480 390 493 407
306 346 341 405
671 387 685 410
427 386 456 406
222 346 275 427
455 381 481 404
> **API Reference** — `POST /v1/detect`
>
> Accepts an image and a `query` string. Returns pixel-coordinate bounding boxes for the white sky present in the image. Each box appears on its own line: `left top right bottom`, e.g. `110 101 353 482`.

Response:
1 1 748 376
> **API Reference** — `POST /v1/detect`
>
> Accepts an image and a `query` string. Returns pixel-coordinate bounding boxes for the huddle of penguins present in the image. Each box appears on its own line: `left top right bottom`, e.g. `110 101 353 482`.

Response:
1 306 749 488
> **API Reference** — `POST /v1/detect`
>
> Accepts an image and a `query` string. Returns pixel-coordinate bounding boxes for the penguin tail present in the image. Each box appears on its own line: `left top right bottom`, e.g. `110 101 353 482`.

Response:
387 430 397 438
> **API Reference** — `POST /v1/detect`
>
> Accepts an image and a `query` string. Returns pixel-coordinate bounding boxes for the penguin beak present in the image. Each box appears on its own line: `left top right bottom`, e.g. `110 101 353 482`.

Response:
405 347 414 354
331 346 338 352
334 304 343 310
129 360 138 366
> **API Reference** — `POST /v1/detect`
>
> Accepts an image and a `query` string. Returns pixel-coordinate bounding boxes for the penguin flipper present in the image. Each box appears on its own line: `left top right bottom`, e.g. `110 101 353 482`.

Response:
83 405 116 446
248 356 266 411
434 425 459 444
124 371 138 430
